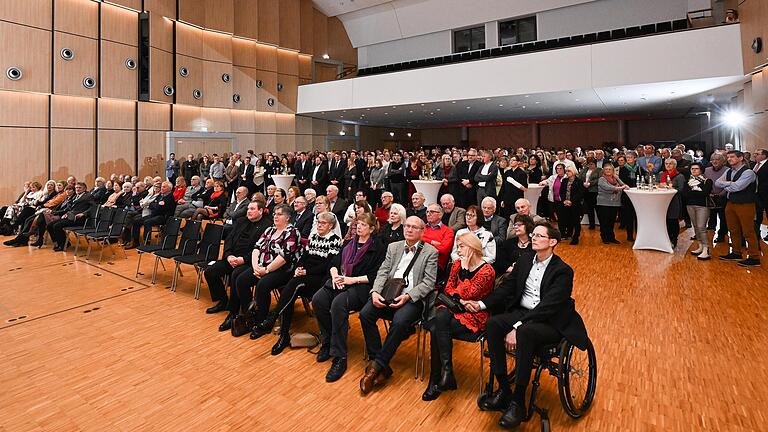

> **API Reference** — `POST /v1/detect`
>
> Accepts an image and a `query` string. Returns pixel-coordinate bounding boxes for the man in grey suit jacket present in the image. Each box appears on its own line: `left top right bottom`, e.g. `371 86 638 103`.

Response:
221 186 249 238
481 197 508 245
359 216 439 394
505 198 546 240
440 194 466 232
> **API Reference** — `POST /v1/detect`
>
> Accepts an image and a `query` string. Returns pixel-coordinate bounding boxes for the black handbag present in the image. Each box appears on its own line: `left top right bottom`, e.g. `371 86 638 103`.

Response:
381 242 423 304
436 292 465 314
231 300 257 337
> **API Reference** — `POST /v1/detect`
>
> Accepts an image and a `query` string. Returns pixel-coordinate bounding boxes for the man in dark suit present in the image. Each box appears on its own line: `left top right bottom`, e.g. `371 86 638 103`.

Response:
386 152 407 205
480 197 508 246
126 181 176 248
330 153 347 198
293 152 312 192
310 155 329 194
239 156 256 195
221 186 250 239
469 222 589 429
48 182 93 251
291 196 313 238
181 154 199 185
90 177 110 205
204 201 271 320
326 185 347 225
753 148 768 241
457 148 481 208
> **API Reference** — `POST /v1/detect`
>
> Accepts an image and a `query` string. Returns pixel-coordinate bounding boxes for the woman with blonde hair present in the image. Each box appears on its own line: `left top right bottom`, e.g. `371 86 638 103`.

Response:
423 231 495 401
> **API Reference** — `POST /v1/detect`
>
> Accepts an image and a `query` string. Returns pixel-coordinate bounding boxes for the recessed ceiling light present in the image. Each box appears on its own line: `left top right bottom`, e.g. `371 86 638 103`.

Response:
486 98 491 101
524 95 530 98
436 108 440 111
420 103 425 106
430 112 434 115
575 99 580 102
406 132 412 137
522 106 526 109
451 101 456 104
535 101 540 104
498 104 504 107
409 110 413 113
466 106 471 109
384 112 388 115
366 108 371 111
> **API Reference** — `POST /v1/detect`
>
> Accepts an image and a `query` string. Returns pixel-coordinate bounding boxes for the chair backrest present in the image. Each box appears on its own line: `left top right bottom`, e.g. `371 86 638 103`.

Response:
197 222 225 261
177 219 201 254
107 209 129 236
159 217 183 250
94 206 115 231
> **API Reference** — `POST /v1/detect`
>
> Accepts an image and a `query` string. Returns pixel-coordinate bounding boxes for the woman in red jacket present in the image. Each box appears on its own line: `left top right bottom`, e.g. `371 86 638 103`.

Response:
192 181 227 220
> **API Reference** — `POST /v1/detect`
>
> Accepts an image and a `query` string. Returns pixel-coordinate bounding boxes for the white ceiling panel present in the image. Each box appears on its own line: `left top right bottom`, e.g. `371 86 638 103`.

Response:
338 3 403 47
312 0 393 17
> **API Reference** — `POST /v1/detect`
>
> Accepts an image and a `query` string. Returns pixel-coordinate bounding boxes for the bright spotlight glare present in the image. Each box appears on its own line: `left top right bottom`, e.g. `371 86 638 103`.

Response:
724 111 746 128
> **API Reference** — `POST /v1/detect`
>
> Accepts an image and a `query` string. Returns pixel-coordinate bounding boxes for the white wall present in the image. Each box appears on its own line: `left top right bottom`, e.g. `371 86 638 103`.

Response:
358 31 452 68
536 0 688 40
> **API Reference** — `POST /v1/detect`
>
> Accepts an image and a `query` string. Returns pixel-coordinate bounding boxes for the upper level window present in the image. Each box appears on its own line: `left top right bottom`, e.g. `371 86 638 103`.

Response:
499 16 537 46
454 26 485 53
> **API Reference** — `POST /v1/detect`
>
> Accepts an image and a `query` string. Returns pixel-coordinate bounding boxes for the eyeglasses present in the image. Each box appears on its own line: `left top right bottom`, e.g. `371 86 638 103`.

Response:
513 222 525 227
531 233 550 239
465 213 477 218
425 210 440 214
404 224 423 230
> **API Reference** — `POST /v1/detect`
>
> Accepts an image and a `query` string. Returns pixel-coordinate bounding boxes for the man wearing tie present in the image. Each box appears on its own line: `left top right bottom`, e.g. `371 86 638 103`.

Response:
457 149 481 208
311 155 329 193
294 152 312 192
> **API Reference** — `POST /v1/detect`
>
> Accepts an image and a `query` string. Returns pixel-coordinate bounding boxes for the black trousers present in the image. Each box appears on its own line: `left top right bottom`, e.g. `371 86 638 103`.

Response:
427 307 479 381
486 308 561 392
47 217 81 248
620 195 636 240
560 204 582 241
359 298 423 369
596 205 619 242
311 284 371 359
232 267 292 323
666 217 680 246
12 207 35 229
273 274 326 336
707 206 727 238
553 201 567 235
755 198 767 242
131 215 166 244
583 192 598 228
203 260 241 303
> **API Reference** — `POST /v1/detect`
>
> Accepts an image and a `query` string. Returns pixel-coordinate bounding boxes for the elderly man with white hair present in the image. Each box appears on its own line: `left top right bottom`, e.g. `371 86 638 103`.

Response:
304 188 317 210
174 175 203 217
505 198 546 240
480 197 508 246
407 192 427 222
440 193 466 232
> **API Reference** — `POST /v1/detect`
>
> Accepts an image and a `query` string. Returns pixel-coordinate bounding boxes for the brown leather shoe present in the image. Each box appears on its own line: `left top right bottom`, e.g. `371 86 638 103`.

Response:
373 365 393 386
359 363 380 395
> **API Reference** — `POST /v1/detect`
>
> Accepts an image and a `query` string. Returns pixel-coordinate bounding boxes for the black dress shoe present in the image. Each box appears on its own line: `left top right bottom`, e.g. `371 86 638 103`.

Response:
326 357 347 382
569 238 579 245
436 368 457 391
608 239 620 244
250 326 270 340
218 314 234 332
53 245 64 252
206 301 228 314
479 388 511 412
498 401 526 429
422 384 442 401
254 311 278 333
3 239 16 246
316 344 331 363
627 236 634 242
271 334 291 355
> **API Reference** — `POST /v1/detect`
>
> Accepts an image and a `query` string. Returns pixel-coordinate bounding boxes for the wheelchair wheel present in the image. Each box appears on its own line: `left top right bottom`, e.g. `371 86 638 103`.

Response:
557 339 597 418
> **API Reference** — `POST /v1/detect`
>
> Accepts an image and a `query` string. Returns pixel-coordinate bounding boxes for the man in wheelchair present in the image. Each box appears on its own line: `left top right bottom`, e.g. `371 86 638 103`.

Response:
464 222 589 429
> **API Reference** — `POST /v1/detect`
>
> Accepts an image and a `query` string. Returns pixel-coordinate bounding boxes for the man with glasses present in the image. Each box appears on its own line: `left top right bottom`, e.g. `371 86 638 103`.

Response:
421 203 455 273
457 148 481 208
505 199 545 240
291 196 313 238
359 216 439 394
375 192 394 226
551 149 576 174
440 193 466 232
467 222 589 429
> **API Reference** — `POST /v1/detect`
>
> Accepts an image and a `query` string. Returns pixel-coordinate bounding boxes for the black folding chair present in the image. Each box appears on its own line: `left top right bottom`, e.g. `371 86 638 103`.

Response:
170 223 225 299
67 206 113 256
135 217 182 278
150 219 201 284
85 209 129 262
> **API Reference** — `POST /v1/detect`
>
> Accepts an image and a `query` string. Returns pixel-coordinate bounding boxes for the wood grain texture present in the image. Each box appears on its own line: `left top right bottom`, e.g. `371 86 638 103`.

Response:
275 113 295 134
0 128 48 203
277 49 299 76
255 70 277 112
202 61 234 109
105 0 141 11
200 107 232 133
233 0 258 40
327 16 356 66
177 0 205 28
53 31 99 97
255 42 278 72
144 0 176 20
97 129 136 176
172 104 203 131
149 12 174 53
257 0 279 45
97 98 136 130
0 91 49 128
176 21 204 60
298 54 312 80
138 102 171 131
138 130 166 177
276 133 296 154
299 0 314 54
255 111 277 134
175 54 203 107
202 31 233 63
738 0 767 73
204 0 234 34
277 73 298 113
232 66 258 111
100 40 138 100
50 95 96 129
53 0 98 39
234 132 256 153
279 0 300 51
0 21 51 94
0 0 52 30
232 37 258 68
100 2 138 46
149 47 174 103
312 7 327 58
231 108 256 132
295 114 312 135
50 128 95 183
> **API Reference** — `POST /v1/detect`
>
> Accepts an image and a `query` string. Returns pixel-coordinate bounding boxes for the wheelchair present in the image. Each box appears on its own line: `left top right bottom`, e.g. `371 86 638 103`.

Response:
479 337 597 432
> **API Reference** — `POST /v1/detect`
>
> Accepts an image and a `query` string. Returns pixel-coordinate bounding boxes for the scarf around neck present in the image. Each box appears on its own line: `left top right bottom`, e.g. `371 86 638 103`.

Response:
661 169 678 183
341 235 373 276
602 173 618 185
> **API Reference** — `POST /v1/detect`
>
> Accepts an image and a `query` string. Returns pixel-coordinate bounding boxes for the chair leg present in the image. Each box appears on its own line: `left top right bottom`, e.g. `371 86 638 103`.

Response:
479 337 486 394
85 239 93 260
414 324 421 380
301 297 313 317
97 240 105 263
135 253 143 278
171 262 180 292
194 268 203 300
73 234 81 256
151 257 161 284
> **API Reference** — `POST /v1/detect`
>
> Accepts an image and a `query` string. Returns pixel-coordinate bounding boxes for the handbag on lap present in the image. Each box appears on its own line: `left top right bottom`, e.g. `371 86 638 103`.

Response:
380 242 423 304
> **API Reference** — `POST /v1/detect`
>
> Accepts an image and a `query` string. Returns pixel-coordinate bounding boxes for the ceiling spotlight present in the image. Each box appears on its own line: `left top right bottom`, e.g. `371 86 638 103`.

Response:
451 101 456 104
409 110 413 113
524 95 530 98
723 110 746 128
406 132 412 138
389 131 395 137
522 106 526 109
498 104 504 107
436 108 440 111
535 101 540 104
486 98 491 101
466 106 471 109
384 112 389 115
322 53 330 59
339 130 346 136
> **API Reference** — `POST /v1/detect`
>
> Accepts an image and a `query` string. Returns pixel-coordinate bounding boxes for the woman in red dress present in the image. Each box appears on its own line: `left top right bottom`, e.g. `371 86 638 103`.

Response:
423 231 495 401
406 155 424 202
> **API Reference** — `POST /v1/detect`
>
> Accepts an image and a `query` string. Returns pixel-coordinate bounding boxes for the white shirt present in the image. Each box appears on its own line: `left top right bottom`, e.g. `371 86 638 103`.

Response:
520 253 553 310
312 165 321 181
393 242 419 294
553 159 576 173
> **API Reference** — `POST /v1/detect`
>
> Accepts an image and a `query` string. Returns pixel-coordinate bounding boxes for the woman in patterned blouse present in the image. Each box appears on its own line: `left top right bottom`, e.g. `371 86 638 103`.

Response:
423 231 495 401
254 211 344 355
230 203 302 339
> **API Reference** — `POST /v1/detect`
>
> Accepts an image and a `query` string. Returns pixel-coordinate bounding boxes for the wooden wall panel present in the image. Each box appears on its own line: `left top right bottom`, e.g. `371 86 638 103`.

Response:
739 0 768 73
138 130 166 178
312 117 328 135
0 91 49 128
299 0 314 54
53 31 99 97
257 0 279 45
98 98 136 130
175 54 203 106
97 129 136 176
234 133 256 153
540 122 617 149
178 0 205 28
149 48 174 103
105 0 141 11
327 17 356 66
232 109 256 132
177 138 232 159
277 49 299 76
275 113 295 134
100 40 138 100
256 70 278 112
750 70 767 114
0 0 53 30
149 12 174 53
468 125 532 149
255 43 277 72
205 0 234 33
101 2 138 46
233 66 258 110
54 0 98 39
232 38 257 68
202 61 234 109
138 102 171 131
277 74 298 113
276 134 296 154
51 95 95 129
295 134 312 152
295 115 312 135
172 104 203 131
298 54 312 80
202 31 233 63
255 112 276 134
200 108 232 132
279 0 300 51
315 62 338 83
234 0 258 40
50 128 96 183
176 21 204 59
0 128 48 204
0 22 51 93
144 0 176 20
256 133 277 153
312 8 328 58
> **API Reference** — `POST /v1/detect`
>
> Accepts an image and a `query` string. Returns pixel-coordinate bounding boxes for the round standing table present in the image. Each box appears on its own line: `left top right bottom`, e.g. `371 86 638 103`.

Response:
412 180 443 205
272 174 295 193
624 188 677 253
524 184 545 216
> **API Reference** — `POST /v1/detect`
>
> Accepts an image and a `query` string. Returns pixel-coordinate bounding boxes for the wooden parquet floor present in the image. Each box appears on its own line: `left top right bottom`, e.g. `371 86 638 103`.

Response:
0 226 766 432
